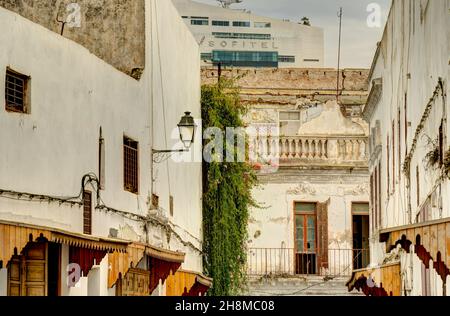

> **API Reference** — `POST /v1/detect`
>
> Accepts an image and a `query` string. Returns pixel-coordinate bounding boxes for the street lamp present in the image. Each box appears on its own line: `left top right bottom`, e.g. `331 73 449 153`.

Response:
178 112 197 149
152 111 197 163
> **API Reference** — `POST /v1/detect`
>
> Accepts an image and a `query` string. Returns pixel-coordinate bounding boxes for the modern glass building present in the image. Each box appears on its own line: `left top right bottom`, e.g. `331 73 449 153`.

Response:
173 0 325 68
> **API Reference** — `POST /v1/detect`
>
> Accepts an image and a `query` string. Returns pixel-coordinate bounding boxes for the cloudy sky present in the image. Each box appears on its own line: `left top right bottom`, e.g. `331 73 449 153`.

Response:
192 0 391 69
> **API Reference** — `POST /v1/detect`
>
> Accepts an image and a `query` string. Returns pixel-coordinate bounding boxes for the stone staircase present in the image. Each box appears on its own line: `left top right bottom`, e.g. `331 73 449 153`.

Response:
245 276 364 296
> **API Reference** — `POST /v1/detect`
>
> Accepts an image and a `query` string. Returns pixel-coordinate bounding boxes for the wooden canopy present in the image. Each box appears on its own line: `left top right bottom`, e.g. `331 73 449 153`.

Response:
0 220 128 269
108 242 186 289
346 263 401 296
379 218 450 270
166 270 213 296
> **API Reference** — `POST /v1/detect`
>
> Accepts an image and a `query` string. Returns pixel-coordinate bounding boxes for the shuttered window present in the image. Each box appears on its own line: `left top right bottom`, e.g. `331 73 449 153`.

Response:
387 136 390 195
378 161 382 228
83 191 92 235
392 121 395 192
370 173 374 232
124 136 139 194
374 166 378 230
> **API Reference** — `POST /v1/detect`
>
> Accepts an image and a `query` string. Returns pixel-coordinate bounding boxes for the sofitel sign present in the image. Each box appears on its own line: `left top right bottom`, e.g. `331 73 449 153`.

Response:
206 39 280 50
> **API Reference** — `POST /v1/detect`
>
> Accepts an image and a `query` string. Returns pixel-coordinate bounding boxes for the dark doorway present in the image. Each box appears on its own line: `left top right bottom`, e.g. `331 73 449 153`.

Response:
352 203 370 270
48 242 61 297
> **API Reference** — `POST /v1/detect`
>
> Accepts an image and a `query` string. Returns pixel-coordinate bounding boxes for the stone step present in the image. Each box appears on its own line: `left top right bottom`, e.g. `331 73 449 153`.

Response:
246 276 363 296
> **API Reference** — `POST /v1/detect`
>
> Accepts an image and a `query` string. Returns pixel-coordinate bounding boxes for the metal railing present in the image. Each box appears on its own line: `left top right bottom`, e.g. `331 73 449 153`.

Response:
247 248 370 277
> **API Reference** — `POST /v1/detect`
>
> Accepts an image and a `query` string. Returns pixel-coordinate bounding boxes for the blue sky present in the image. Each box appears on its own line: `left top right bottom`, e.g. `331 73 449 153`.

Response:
193 0 391 69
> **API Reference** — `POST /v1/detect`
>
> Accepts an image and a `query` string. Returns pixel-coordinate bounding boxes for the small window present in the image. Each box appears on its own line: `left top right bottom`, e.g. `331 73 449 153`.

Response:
279 111 301 136
83 191 92 235
233 21 251 27
191 19 209 26
303 59 320 63
279 56 296 63
201 53 212 61
254 22 271 28
212 20 229 26
124 136 139 194
5 68 30 113
170 196 174 217
294 202 316 213
152 194 159 208
352 203 369 215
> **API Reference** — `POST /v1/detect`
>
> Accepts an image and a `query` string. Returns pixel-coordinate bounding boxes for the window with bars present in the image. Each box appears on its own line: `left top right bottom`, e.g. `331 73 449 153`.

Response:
83 191 92 235
5 68 30 113
124 136 139 194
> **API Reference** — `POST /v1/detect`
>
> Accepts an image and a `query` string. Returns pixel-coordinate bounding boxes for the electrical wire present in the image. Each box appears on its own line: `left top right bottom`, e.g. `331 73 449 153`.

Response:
1 173 203 254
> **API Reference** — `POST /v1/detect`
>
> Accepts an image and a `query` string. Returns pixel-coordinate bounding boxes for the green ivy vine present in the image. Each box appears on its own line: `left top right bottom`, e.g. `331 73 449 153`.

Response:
201 78 258 296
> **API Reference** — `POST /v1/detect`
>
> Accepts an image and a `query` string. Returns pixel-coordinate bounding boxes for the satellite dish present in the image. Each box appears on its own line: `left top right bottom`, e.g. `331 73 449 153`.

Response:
217 0 243 8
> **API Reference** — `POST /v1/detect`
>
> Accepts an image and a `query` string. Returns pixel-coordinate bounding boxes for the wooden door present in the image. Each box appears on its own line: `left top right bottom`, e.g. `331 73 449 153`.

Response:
7 242 48 296
294 203 317 275
120 268 150 296
7 256 21 296
24 242 47 296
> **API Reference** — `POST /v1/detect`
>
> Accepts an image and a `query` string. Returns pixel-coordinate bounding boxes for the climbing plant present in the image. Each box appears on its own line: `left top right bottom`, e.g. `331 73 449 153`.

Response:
201 78 258 296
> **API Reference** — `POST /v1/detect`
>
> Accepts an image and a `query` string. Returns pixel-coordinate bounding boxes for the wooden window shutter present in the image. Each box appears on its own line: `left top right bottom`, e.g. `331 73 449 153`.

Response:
392 121 395 191
83 191 92 235
378 161 382 228
316 202 329 270
374 166 378 230
370 173 374 232
387 136 390 195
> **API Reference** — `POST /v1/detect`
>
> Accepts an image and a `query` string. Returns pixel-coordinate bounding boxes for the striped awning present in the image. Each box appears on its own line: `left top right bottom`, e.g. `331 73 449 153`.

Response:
52 232 128 253
0 220 128 268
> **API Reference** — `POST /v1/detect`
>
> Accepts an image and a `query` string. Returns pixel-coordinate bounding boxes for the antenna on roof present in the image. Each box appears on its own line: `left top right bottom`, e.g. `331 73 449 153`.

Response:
217 0 243 8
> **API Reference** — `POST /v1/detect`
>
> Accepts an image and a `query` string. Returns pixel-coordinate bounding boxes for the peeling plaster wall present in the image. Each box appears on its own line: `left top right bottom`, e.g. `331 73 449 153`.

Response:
0 0 145 79
249 173 369 251
202 68 369 117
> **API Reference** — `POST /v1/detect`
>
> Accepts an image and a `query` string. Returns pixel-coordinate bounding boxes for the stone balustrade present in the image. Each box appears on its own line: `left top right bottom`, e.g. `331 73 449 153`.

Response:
250 135 369 166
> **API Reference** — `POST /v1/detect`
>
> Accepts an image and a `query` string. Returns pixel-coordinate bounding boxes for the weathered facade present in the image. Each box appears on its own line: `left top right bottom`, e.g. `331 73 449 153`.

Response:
202 67 371 294
202 68 369 117
0 0 208 296
347 0 450 296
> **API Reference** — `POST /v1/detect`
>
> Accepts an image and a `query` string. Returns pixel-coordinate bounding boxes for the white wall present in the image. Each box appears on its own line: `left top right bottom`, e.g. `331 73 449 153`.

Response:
0 0 204 295
150 0 203 273
367 0 449 233
365 0 449 295
0 6 151 238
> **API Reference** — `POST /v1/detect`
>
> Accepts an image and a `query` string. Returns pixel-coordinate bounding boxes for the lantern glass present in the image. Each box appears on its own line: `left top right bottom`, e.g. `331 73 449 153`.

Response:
178 112 197 149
